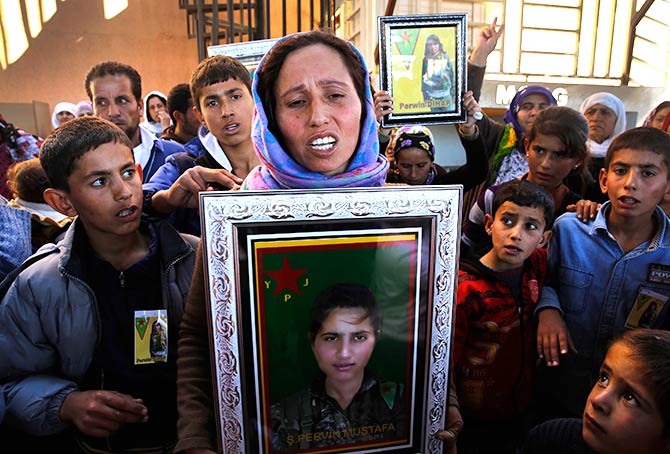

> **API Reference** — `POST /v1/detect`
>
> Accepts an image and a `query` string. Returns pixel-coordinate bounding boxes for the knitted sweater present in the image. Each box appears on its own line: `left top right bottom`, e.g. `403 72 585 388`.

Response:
0 205 31 280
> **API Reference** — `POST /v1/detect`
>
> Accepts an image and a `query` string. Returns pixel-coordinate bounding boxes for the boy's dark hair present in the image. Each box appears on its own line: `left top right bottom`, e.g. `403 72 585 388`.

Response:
256 30 368 147
167 83 193 124
84 61 142 102
492 179 555 230
308 283 381 344
604 127 670 174
613 329 670 434
7 158 49 203
40 117 130 192
189 55 252 112
526 106 589 160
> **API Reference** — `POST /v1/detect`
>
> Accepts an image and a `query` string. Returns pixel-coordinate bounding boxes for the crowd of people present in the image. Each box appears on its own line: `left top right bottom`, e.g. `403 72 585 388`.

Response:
0 18 670 454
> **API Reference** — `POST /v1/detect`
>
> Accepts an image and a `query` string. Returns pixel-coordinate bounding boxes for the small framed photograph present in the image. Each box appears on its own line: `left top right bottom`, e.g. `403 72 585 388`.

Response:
378 13 467 127
200 186 462 454
208 38 279 78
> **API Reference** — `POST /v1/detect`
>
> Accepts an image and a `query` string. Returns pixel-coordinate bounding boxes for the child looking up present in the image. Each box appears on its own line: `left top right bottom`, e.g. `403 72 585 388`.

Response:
453 179 554 453
463 106 596 257
523 329 670 454
536 127 670 419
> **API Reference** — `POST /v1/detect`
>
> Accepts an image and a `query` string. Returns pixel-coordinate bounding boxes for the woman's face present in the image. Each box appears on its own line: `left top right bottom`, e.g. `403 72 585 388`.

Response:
583 342 668 454
56 111 75 125
516 93 551 133
77 108 93 117
427 40 441 56
147 96 166 122
583 103 617 144
312 307 376 388
274 43 362 176
396 147 432 185
651 106 670 130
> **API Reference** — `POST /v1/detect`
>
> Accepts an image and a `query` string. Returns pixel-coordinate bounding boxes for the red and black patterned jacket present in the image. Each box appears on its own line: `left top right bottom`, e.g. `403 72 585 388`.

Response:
453 248 547 422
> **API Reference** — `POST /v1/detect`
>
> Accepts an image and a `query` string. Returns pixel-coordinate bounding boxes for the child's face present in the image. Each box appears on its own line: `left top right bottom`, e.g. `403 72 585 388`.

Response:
396 147 432 185
599 148 670 222
312 307 376 389
61 142 142 242
194 79 254 150
526 133 581 190
483 201 551 271
583 341 669 454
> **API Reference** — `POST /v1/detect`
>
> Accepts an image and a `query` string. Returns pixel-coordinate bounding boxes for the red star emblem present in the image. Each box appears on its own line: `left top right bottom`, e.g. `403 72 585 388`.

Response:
401 30 411 44
265 256 308 297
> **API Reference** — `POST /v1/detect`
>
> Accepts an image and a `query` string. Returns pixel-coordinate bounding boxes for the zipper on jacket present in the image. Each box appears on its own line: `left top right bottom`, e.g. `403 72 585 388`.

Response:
119 271 125 288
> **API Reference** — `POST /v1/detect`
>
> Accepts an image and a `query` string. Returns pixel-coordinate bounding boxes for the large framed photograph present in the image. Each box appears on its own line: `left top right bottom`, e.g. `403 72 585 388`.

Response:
200 186 462 454
378 13 467 127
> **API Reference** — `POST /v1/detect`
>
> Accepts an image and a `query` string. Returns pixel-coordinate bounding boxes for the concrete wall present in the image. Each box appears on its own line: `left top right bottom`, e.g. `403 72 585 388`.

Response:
0 0 199 136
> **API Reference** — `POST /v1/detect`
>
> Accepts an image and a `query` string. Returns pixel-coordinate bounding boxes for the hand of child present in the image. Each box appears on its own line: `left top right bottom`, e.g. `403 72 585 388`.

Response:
566 199 600 223
59 390 148 438
436 404 464 454
537 308 577 366
154 166 243 212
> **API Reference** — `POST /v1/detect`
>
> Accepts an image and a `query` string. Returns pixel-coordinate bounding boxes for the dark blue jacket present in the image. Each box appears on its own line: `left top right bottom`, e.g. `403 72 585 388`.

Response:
142 139 186 184
143 135 221 236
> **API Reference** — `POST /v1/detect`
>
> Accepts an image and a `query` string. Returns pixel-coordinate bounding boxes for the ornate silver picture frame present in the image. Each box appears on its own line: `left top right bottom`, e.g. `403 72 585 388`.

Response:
199 185 462 453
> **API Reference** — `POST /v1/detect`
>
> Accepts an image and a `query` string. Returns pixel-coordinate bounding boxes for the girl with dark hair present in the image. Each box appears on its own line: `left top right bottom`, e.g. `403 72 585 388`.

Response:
271 283 404 451
421 34 455 113
642 100 670 130
463 106 598 256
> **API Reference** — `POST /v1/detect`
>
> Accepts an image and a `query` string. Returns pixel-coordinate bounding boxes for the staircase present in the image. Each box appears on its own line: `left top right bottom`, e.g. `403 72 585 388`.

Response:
179 0 335 61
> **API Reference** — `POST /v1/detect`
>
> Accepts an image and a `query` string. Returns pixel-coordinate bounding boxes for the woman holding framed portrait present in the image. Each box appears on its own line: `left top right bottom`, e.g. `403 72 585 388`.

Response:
177 29 465 454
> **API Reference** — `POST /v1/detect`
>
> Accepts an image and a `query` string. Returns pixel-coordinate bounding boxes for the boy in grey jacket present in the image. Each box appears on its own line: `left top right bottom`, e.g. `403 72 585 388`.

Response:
0 116 198 453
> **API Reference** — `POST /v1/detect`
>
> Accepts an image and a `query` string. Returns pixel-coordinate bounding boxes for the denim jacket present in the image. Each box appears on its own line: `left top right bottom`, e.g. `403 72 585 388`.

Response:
537 202 670 416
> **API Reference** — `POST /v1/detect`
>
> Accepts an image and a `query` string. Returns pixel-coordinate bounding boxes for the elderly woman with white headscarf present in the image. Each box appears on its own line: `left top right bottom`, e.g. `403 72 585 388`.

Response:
579 92 627 178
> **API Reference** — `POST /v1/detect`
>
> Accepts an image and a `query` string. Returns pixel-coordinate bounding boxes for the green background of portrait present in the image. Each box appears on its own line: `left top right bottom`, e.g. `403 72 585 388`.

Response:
258 242 415 404
391 26 456 113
